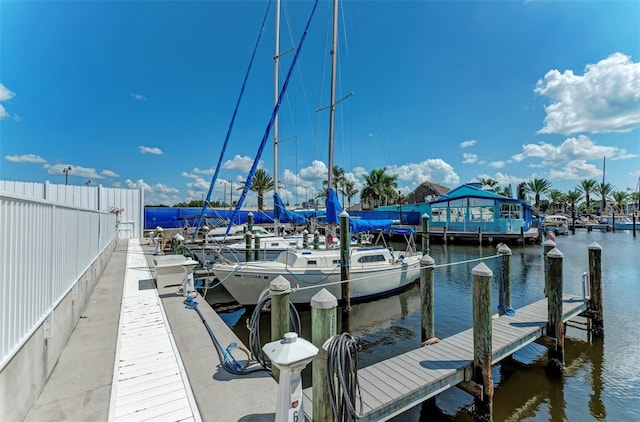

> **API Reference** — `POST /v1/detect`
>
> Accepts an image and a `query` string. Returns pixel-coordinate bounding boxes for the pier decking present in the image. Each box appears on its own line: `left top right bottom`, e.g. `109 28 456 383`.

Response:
303 294 588 421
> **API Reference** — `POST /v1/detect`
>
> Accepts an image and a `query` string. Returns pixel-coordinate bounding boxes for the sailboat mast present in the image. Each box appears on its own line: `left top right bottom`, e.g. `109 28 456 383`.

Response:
327 0 338 191
273 0 281 233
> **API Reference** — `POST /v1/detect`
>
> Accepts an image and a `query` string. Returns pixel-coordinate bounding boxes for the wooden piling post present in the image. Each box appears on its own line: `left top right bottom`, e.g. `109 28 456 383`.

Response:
270 275 291 381
421 214 430 254
311 289 338 422
443 226 448 245
303 229 309 248
420 254 436 343
520 226 525 246
543 239 556 297
339 210 351 312
497 244 512 316
588 242 604 337
633 215 636 237
254 235 261 261
313 230 320 250
472 262 493 421
245 232 252 262
546 247 565 374
247 211 254 233
478 226 483 247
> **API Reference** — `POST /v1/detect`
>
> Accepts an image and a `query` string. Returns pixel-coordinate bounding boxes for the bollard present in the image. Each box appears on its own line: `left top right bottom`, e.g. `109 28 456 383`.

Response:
497 244 513 316
633 214 637 237
313 230 320 250
254 235 261 261
339 211 351 313
421 214 430 254
270 276 291 381
311 289 338 422
245 232 252 262
478 226 483 247
546 247 565 374
543 239 556 297
588 242 604 337
420 254 436 344
303 229 309 248
471 262 493 421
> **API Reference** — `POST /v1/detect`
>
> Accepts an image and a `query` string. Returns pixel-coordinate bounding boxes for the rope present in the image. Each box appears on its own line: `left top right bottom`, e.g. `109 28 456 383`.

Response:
326 333 363 421
183 296 263 375
246 293 302 373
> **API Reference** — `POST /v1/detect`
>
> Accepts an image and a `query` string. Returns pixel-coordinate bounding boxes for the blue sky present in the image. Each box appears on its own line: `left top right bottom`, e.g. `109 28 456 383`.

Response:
1 0 639 206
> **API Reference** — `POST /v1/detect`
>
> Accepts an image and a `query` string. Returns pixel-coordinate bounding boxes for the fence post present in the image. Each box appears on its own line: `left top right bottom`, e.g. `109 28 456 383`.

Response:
311 289 338 422
472 262 493 421
588 242 604 337
498 244 512 316
270 275 291 381
546 247 565 374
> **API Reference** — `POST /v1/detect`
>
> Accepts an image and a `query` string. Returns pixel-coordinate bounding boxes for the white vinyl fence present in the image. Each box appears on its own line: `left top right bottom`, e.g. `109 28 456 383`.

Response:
0 180 144 239
0 191 117 370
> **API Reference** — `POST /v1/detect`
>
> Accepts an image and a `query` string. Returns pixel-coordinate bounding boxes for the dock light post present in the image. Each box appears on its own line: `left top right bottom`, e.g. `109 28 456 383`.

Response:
63 165 72 185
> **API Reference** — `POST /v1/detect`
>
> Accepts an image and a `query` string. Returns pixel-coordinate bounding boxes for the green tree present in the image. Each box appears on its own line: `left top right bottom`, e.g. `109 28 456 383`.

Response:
577 179 598 215
243 168 274 210
565 190 582 220
479 177 499 192
361 168 398 208
597 182 615 213
517 182 527 201
525 178 552 212
344 181 358 209
323 165 348 204
547 190 565 214
612 191 629 213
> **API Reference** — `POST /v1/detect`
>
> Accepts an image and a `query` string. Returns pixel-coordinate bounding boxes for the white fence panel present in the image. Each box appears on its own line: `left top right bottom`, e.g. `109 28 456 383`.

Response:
0 192 117 370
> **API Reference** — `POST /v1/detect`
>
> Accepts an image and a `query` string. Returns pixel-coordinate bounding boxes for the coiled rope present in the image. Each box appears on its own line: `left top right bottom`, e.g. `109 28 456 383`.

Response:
246 293 302 373
326 333 363 421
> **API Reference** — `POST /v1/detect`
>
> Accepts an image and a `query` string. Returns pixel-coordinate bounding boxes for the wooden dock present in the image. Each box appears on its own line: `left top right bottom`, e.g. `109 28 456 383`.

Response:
303 293 588 421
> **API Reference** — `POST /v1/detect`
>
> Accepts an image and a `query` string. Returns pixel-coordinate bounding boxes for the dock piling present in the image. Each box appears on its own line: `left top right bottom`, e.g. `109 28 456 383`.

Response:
419 254 436 344
303 229 309 248
313 230 320 250
339 211 351 313
588 242 604 337
421 214 430 254
311 289 338 422
254 235 261 261
270 276 291 381
245 232 252 262
543 239 556 297
497 244 512 316
546 247 565 374
471 262 493 421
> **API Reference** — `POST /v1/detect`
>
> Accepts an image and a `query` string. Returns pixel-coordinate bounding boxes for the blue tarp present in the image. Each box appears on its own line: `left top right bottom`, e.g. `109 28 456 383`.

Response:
274 193 307 224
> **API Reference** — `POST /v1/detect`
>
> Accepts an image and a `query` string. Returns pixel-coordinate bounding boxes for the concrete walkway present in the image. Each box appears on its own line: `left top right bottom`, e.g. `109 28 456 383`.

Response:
26 239 278 422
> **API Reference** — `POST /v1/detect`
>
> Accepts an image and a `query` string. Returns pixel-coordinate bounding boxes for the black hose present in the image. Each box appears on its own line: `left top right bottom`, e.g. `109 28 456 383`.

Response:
326 333 363 421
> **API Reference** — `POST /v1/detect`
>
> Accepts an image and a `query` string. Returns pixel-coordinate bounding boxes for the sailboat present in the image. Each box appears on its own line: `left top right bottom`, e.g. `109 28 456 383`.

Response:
212 0 422 305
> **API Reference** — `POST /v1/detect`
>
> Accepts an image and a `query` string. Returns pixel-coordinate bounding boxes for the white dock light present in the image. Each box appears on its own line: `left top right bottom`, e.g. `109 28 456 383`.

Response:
263 332 318 421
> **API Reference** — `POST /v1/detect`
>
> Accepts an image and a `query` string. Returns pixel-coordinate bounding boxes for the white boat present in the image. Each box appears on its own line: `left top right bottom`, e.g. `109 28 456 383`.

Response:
204 224 274 244
542 215 569 235
212 246 422 305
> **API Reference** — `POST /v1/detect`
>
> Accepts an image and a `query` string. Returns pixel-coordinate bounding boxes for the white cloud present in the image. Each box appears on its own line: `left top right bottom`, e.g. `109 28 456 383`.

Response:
386 158 460 188
489 161 505 168
222 155 259 173
0 105 8 119
13 113 22 121
5 154 46 164
511 135 635 165
46 163 104 179
131 93 147 101
462 153 478 164
535 52 640 135
138 146 163 155
475 172 526 186
101 169 120 178
547 160 603 180
460 140 477 148
0 83 15 101
298 160 328 182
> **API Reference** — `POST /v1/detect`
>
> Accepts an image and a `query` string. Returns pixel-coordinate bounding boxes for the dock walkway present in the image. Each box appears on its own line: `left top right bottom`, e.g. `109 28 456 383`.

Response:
26 239 277 422
303 294 588 421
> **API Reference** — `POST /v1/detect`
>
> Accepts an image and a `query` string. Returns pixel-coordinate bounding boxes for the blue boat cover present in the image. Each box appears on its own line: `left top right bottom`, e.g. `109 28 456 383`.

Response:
326 187 396 233
273 193 307 224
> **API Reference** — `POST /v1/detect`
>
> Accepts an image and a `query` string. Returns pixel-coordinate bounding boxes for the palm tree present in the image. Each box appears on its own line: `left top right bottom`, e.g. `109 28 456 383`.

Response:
525 178 552 212
479 178 499 192
245 168 274 210
547 190 565 214
597 182 615 213
323 165 348 204
361 168 398 209
612 191 629 213
344 181 358 209
577 179 598 215
517 182 527 201
565 190 582 220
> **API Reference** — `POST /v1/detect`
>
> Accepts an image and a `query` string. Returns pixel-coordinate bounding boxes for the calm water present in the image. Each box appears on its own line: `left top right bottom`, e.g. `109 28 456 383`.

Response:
216 229 640 421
